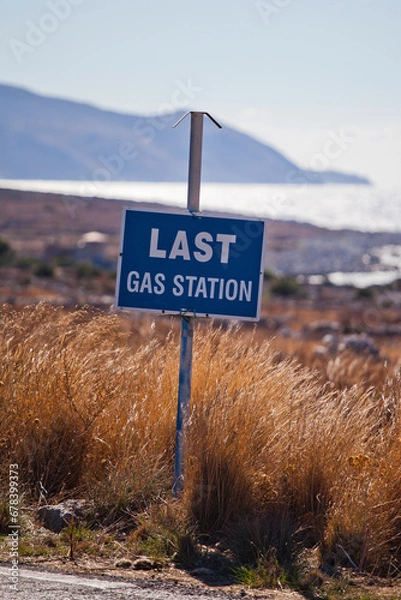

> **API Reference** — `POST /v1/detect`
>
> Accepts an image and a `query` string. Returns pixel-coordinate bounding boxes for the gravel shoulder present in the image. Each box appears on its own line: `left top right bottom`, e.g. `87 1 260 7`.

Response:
2 559 401 600
0 561 303 600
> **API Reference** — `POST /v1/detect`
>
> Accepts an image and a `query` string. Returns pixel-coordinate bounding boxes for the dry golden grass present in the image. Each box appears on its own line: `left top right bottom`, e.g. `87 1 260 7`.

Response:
0 305 178 514
1 304 401 578
264 334 396 391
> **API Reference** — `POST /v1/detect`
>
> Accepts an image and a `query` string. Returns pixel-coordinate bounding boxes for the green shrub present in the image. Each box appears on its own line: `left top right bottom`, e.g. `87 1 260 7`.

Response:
270 276 300 296
75 262 102 278
34 262 54 278
0 237 15 266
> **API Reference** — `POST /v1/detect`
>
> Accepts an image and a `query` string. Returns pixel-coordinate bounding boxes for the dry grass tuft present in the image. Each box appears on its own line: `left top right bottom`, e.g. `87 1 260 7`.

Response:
0 304 178 516
1 304 401 577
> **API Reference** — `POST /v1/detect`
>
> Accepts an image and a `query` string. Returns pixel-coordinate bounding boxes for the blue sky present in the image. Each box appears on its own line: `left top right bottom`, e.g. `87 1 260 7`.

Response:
1 0 400 187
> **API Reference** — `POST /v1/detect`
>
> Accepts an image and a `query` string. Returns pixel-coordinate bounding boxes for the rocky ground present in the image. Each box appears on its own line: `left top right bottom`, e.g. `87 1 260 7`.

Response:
264 219 401 276
2 187 401 278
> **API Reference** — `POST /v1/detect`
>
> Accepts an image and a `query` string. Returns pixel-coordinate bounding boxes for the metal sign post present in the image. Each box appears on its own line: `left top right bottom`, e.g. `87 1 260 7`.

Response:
173 312 194 497
172 112 222 496
115 111 266 497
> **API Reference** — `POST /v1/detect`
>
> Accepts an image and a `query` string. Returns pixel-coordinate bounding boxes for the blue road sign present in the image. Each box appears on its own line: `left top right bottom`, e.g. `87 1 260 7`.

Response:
115 208 266 320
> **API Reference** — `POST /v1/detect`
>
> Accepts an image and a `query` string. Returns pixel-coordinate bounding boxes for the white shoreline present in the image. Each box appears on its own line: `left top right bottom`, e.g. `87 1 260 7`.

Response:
1 179 401 234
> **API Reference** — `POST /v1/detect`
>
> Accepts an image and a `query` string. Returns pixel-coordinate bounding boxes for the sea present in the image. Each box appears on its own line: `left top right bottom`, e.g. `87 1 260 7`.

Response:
2 179 401 287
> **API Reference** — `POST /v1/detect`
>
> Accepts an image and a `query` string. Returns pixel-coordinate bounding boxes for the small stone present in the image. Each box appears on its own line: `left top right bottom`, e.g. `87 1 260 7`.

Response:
36 499 88 533
114 558 132 569
133 557 154 570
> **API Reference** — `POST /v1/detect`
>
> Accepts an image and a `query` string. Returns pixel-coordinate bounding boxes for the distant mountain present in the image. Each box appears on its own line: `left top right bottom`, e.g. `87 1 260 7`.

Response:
0 84 369 184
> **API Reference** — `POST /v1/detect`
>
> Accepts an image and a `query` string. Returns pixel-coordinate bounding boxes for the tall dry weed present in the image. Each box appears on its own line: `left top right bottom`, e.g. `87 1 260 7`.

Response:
0 304 178 515
1 305 401 574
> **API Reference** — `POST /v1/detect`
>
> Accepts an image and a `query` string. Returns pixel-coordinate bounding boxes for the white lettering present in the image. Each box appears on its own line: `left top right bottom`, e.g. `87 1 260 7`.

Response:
154 272 166 294
173 274 184 296
170 275 253 302
139 272 152 293
208 277 219 299
148 229 238 263
186 275 197 296
239 280 252 302
149 228 166 258
194 277 207 298
225 279 238 300
169 230 190 260
216 234 236 264
127 271 165 294
193 231 213 262
127 270 140 292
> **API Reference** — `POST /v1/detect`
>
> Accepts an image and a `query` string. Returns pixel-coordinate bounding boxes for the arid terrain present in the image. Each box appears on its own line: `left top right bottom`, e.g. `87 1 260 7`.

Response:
2 187 401 599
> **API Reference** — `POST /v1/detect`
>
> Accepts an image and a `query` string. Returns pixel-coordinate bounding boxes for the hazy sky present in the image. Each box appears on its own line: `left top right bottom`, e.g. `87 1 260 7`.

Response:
1 0 400 187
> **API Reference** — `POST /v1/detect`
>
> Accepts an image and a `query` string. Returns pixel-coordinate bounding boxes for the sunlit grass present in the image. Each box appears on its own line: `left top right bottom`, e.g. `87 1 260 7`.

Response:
1 303 401 582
